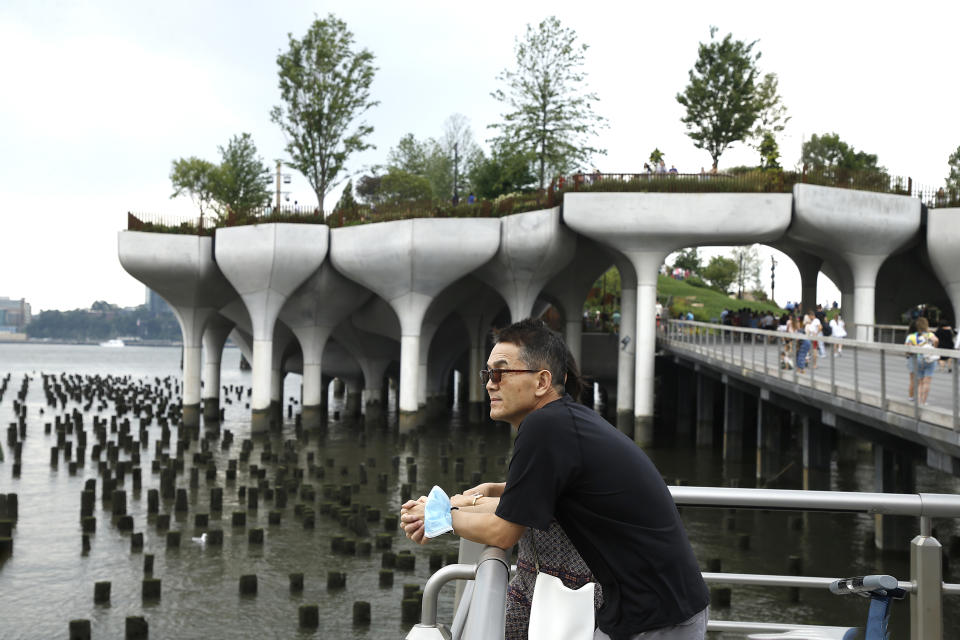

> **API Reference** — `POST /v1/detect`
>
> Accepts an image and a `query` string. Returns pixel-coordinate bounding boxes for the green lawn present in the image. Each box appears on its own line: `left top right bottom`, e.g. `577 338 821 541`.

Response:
658 275 784 322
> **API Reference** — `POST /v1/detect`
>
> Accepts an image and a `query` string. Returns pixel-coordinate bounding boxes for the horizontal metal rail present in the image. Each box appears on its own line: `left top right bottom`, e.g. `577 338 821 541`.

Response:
704 571 914 593
670 486 960 517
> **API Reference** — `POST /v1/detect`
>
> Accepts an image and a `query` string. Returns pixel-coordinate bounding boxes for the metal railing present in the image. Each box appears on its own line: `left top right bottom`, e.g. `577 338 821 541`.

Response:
660 319 960 430
848 322 911 344
409 488 960 639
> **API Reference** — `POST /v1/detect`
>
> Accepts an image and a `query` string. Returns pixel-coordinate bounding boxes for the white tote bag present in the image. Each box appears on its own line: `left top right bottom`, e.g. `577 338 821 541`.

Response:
527 533 595 640
528 572 595 640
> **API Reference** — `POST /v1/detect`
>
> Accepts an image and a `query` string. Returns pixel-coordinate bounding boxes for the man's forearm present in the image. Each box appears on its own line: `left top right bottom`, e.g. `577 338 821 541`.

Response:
451 510 524 549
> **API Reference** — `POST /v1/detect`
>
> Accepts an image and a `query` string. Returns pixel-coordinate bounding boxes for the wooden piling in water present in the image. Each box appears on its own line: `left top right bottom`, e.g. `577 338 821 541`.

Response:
125 616 148 640
289 572 304 592
93 581 111 604
142 578 161 601
353 601 371 625
68 619 91 640
298 604 319 629
239 574 257 595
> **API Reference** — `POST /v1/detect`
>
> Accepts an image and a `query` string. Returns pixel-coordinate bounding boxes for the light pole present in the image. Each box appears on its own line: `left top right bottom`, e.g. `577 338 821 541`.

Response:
770 256 777 304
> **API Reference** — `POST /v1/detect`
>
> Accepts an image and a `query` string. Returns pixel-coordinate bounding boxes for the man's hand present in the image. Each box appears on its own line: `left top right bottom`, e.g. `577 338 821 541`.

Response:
400 498 429 544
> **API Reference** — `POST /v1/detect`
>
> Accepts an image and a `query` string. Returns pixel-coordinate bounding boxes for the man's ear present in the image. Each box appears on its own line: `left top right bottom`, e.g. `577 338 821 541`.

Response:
534 369 553 396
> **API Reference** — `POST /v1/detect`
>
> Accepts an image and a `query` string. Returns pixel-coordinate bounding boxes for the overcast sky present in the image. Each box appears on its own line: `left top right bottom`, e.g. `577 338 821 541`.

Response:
3 0 958 312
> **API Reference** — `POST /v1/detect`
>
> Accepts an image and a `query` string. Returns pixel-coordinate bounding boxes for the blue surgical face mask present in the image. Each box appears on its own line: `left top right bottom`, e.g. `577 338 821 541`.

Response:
423 485 454 539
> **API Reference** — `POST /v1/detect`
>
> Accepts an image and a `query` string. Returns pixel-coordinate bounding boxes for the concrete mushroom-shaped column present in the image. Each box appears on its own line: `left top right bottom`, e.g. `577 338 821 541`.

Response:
565 192 792 445
333 321 399 419
201 314 235 422
330 218 501 416
542 238 614 367
215 224 329 431
416 283 475 407
278 262 371 428
118 231 236 428
791 185 920 340
927 208 960 324
609 251 638 435
456 278 507 420
476 207 576 321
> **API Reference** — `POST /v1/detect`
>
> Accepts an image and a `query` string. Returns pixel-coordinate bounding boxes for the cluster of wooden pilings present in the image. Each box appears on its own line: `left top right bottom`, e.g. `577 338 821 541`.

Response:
1 369 510 637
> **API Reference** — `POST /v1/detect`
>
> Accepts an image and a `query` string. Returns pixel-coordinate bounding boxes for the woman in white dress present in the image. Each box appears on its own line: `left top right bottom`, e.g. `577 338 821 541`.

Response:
829 314 847 356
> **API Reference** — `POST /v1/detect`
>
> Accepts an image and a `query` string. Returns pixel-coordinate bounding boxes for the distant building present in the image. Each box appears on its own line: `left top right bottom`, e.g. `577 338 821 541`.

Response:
0 297 31 333
145 288 173 316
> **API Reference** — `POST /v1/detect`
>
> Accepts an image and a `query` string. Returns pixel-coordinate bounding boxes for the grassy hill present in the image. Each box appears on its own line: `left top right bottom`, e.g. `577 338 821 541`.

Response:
658 275 784 322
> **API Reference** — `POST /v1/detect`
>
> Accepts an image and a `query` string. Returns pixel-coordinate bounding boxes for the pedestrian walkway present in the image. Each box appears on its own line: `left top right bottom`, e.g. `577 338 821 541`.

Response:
659 320 960 434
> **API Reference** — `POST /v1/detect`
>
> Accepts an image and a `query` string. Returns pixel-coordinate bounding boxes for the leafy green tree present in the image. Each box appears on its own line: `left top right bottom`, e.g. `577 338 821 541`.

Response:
170 133 270 222
379 169 433 202
676 27 762 169
702 255 739 294
490 16 606 189
750 73 789 147
271 14 378 212
213 133 271 218
387 134 430 175
439 113 482 202
945 146 960 194
469 143 537 199
672 248 702 272
649 148 665 167
758 132 781 169
333 179 358 212
170 157 218 217
801 133 883 172
730 245 762 297
355 173 383 205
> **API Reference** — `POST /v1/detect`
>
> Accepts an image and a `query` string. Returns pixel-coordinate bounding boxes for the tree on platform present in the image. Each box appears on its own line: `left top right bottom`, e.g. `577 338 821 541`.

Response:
170 133 270 222
673 248 703 273
490 16 606 189
945 146 960 195
800 133 883 173
676 27 764 169
271 14 378 212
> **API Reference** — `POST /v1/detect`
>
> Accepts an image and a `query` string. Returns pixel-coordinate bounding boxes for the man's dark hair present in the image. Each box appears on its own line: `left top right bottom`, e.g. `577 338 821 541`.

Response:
493 318 585 400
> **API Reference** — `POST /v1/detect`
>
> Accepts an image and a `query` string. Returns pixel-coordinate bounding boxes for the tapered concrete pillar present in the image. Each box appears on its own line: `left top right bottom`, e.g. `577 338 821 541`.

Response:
269 324 297 427
543 239 614 366
201 315 235 422
791 185 920 341
278 262 370 428
927 208 960 324
476 208 575 322
332 321 399 422
118 232 236 428
458 279 507 421
416 283 475 407
564 192 792 446
331 218 500 417
612 254 638 435
215 224 329 432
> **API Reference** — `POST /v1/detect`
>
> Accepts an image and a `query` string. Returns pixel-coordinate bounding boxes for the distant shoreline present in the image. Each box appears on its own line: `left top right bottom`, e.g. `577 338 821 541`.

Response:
0 338 189 347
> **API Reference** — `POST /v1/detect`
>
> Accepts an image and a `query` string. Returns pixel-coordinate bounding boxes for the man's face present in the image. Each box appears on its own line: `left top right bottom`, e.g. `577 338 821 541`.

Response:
485 342 541 428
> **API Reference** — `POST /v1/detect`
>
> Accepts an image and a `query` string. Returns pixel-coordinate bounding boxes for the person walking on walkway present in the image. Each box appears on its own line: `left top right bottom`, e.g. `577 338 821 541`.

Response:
934 320 955 373
400 319 709 639
829 313 847 356
906 317 939 404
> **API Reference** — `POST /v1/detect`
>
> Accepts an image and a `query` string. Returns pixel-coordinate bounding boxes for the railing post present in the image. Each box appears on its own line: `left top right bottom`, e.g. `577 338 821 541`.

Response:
953 364 959 431
854 345 860 403
880 350 887 410
910 527 943 640
830 338 836 395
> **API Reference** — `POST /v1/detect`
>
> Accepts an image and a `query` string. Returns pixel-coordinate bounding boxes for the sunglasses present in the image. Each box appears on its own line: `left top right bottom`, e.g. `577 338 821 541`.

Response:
479 369 541 385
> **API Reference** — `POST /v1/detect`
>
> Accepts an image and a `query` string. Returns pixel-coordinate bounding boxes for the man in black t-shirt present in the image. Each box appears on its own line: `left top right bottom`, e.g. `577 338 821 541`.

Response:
400 319 709 639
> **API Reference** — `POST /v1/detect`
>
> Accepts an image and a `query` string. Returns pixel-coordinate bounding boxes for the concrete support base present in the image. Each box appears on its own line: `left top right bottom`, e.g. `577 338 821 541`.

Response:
301 405 323 430
251 409 271 434
202 399 220 423
801 416 832 490
399 411 420 434
182 403 201 429
468 401 485 424
634 415 653 447
345 392 362 418
364 400 383 422
617 410 634 438
695 376 715 448
874 444 916 552
723 386 744 462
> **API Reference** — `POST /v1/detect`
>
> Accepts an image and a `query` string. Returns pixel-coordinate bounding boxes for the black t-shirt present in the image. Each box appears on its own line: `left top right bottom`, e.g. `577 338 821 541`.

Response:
496 395 709 639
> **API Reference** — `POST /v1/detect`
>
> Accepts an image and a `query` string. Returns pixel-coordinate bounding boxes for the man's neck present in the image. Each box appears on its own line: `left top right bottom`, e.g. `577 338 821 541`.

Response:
511 391 563 429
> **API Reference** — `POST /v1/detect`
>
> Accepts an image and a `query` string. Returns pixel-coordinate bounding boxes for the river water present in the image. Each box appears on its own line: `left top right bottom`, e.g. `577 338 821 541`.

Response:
0 343 957 638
